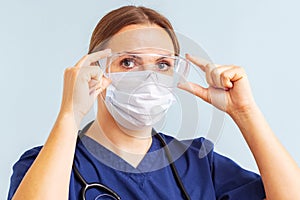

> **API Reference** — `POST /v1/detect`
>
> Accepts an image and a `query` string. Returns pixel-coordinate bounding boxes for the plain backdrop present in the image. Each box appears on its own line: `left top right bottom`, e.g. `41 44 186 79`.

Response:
1 0 300 198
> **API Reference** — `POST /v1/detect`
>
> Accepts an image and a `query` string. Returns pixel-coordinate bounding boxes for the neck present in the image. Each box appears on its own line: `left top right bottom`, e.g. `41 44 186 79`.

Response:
85 102 153 167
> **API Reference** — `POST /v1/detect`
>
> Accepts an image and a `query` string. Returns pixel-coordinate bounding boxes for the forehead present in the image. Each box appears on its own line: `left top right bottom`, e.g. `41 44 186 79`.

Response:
106 24 175 54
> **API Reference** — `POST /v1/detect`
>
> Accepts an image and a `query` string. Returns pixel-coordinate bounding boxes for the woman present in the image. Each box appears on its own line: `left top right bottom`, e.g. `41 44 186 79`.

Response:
8 5 300 200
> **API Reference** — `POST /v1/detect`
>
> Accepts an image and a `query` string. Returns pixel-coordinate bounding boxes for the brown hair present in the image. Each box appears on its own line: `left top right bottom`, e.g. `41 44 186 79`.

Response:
88 6 179 54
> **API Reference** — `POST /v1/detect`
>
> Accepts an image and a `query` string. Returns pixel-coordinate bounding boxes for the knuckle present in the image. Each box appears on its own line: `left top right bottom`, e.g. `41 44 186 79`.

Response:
64 67 79 78
72 69 80 76
233 65 243 70
240 67 246 73
220 71 227 80
64 67 72 72
206 64 215 72
76 55 90 67
211 67 221 76
209 68 215 76
82 55 89 60
64 67 72 75
234 65 246 74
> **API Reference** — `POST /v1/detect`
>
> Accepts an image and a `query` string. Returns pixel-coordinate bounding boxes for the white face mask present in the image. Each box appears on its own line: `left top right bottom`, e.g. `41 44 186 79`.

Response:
105 71 176 130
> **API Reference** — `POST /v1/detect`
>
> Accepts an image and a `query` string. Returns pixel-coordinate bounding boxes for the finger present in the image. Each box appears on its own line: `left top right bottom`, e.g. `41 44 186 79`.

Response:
76 49 111 68
185 54 210 72
92 77 112 97
186 54 217 87
89 81 101 95
101 76 112 89
210 66 232 89
220 67 245 88
90 88 103 98
89 79 99 88
90 76 112 93
93 87 103 99
79 66 103 82
177 82 210 104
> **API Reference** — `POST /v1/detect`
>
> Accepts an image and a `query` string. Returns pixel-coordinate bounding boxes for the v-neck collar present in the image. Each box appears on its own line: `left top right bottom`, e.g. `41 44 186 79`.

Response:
78 131 167 174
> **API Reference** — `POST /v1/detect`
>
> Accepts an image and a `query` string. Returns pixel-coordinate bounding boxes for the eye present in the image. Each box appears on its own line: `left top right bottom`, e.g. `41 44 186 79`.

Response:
120 58 135 69
156 61 171 71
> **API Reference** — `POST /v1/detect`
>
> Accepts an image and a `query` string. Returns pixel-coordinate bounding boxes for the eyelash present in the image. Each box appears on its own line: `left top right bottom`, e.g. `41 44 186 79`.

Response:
156 62 171 70
119 58 172 71
119 58 136 69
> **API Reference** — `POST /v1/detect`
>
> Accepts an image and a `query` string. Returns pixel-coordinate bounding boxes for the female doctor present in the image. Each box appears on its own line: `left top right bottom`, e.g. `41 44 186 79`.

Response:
8 5 300 200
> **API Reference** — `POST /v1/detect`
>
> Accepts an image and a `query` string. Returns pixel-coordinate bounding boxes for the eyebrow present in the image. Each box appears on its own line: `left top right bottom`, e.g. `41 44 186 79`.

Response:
155 56 174 62
122 52 175 63
123 51 173 56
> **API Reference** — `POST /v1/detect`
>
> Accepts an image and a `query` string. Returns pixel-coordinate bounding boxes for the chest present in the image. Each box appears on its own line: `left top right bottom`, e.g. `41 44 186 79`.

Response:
69 158 216 199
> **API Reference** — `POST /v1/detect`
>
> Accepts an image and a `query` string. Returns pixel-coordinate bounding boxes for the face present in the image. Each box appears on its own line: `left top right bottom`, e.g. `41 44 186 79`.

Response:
97 24 184 133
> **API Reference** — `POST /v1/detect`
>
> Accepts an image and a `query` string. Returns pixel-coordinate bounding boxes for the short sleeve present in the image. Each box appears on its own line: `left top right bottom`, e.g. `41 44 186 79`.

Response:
211 151 265 200
7 146 42 200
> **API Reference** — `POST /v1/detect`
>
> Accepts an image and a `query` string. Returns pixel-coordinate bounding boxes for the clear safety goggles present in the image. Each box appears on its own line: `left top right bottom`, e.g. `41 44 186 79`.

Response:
100 52 190 79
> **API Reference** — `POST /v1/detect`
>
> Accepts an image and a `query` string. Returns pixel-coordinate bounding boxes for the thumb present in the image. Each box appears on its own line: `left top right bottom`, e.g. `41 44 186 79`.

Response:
177 82 210 104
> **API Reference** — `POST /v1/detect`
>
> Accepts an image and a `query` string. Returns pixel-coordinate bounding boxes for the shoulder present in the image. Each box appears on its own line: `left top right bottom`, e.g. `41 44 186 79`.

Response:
159 133 265 199
159 133 213 147
157 132 216 173
12 146 42 170
8 146 42 199
159 132 215 159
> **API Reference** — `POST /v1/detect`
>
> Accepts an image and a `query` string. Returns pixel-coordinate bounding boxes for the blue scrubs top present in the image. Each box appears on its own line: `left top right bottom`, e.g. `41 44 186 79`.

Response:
8 132 265 200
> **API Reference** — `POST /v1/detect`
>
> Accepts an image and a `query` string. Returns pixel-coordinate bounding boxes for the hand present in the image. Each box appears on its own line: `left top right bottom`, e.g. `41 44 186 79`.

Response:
59 49 111 126
178 54 257 117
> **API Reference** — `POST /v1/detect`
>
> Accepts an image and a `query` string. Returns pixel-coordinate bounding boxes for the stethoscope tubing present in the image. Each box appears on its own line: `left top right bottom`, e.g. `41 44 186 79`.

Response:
73 164 121 200
155 133 191 200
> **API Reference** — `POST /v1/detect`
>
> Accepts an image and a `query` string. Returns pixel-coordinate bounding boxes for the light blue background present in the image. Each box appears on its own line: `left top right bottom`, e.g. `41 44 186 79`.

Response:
1 0 299 198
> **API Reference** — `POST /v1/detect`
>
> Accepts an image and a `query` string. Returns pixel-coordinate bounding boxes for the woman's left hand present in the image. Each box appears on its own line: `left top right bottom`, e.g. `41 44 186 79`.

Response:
178 54 257 117
179 55 300 200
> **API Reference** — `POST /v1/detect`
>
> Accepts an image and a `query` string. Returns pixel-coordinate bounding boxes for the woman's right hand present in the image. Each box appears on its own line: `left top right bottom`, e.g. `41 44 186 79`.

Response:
59 49 111 126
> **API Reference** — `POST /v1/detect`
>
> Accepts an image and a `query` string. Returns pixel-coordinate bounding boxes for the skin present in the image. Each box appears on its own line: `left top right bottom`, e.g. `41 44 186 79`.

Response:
12 24 300 199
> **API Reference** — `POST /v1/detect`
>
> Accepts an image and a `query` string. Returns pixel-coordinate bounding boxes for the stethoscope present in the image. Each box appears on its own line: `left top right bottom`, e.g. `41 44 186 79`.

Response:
73 122 191 200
